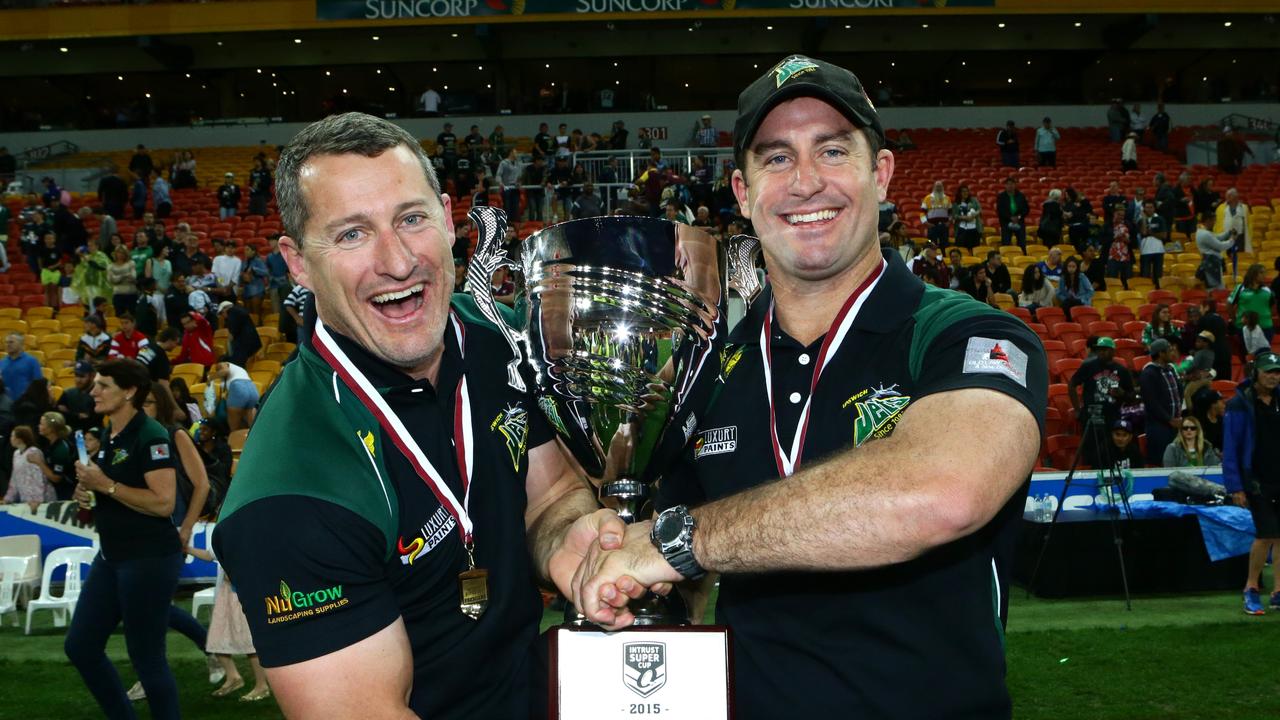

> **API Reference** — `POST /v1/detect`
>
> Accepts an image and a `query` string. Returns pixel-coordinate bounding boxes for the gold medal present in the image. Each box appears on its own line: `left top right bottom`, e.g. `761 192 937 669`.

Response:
459 541 488 620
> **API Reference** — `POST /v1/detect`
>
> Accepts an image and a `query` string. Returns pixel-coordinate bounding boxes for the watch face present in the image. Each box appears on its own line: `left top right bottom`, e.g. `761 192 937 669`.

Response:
655 512 683 545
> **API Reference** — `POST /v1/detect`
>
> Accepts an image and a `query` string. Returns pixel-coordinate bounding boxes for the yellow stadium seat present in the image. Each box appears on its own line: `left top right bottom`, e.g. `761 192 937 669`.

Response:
267 342 296 356
27 350 45 364
41 367 53 382
56 306 82 318
0 320 29 335
249 370 276 386
173 362 205 377
249 359 281 375
191 383 207 396
49 348 77 364
256 327 281 344
23 307 54 321
29 319 60 333
0 308 20 320
55 377 77 391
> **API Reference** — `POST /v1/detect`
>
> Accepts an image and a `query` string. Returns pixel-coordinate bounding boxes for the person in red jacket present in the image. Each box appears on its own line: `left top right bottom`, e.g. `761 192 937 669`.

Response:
108 311 150 359
177 311 216 370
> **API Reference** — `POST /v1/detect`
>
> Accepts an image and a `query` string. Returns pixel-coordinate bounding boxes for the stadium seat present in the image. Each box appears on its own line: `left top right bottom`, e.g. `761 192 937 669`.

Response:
1212 380 1238 400
1053 358 1083 383
1037 306 1066 332
1070 306 1102 327
1123 321 1148 341
1085 321 1119 338
1050 322 1086 347
1104 305 1136 325
1045 434 1081 470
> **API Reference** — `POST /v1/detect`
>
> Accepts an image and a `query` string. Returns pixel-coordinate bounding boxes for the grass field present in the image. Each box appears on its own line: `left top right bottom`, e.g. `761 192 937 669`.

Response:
1 586 1278 719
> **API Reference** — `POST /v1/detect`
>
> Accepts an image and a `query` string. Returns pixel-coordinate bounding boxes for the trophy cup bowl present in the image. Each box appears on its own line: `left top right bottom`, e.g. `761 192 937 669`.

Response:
466 207 760 626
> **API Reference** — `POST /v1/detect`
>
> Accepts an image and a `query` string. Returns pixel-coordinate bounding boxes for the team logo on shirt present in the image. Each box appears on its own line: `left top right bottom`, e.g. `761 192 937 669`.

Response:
539 396 570 438
112 449 129 465
623 642 667 698
490 404 529 471
694 426 737 458
397 506 458 566
843 384 912 448
263 579 348 624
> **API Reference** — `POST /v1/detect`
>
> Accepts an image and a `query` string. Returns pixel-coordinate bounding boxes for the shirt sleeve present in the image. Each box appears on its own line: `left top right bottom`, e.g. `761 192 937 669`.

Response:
212 496 400 668
914 313 1049 438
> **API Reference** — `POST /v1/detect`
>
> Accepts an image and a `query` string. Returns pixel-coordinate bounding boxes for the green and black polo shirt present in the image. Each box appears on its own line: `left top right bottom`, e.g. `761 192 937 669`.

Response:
656 248 1047 720
93 411 179 560
213 294 553 719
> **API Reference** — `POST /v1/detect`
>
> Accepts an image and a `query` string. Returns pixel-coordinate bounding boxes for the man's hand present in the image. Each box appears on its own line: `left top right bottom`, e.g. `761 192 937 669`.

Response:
1231 491 1248 509
546 508 626 601
571 521 682 630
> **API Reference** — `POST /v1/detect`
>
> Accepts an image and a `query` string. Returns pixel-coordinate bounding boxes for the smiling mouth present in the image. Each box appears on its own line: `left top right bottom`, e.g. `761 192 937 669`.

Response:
370 283 426 319
783 209 839 225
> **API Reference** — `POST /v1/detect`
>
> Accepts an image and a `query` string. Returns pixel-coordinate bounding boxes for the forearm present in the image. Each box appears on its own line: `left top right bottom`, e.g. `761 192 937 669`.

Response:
691 391 1038 574
528 486 598 590
109 483 174 517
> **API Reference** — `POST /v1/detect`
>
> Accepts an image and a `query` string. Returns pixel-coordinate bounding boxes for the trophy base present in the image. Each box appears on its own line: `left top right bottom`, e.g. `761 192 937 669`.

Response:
562 588 690 628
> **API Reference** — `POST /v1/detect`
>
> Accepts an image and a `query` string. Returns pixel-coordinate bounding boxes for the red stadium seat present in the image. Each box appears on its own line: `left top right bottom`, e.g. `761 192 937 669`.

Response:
1053 357 1084 383
1051 322 1086 347
1105 305 1136 325
1086 321 1120 338
1046 434 1081 470
1212 380 1238 401
1147 290 1177 305
1037 306 1066 332
1123 320 1148 341
1070 306 1102 327
1042 340 1067 369
1136 304 1157 322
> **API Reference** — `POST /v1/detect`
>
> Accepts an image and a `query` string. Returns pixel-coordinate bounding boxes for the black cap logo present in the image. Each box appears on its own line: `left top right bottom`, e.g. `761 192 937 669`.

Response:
772 56 819 88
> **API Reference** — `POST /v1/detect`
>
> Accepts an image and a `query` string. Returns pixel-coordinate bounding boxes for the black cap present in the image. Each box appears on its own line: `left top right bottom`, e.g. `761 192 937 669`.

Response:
734 55 885 166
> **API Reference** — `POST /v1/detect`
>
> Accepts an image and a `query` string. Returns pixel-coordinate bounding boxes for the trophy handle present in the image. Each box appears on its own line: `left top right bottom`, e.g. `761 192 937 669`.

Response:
465 205 526 392
726 233 763 306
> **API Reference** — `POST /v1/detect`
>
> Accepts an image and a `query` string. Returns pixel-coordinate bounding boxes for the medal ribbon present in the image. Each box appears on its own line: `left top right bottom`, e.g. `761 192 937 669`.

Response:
760 260 886 478
313 312 477 549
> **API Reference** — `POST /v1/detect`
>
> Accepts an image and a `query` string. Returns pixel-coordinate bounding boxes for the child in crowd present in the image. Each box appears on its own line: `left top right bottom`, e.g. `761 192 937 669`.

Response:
183 543 271 702
4 425 54 511
1241 310 1271 357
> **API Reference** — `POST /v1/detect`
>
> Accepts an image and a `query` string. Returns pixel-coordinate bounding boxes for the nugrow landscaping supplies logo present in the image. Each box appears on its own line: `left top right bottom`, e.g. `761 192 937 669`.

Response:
264 580 349 625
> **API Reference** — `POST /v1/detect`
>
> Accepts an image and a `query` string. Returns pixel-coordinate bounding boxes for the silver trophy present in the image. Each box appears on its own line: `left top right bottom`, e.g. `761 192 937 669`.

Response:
466 206 759 625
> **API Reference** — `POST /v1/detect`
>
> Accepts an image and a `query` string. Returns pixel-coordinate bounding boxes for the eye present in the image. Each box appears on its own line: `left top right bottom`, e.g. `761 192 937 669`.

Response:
402 213 426 227
764 154 789 167
339 228 363 244
822 147 847 159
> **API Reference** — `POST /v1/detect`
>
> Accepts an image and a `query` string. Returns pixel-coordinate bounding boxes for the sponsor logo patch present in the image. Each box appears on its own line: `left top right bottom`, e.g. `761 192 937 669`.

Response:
772 56 819 88
693 426 737 458
963 337 1028 387
623 642 667 698
149 443 170 461
263 580 349 624
397 505 457 566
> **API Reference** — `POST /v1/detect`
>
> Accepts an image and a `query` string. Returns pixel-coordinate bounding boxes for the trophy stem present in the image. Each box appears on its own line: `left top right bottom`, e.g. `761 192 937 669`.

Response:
600 478 647 525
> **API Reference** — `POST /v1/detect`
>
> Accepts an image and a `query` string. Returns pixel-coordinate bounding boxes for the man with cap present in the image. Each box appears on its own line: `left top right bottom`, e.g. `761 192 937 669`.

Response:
1069 337 1135 467
56 361 100 432
694 114 718 148
1223 350 1280 614
217 172 241 220
568 55 1047 719
1103 418 1144 471
1139 338 1183 467
217 301 262 368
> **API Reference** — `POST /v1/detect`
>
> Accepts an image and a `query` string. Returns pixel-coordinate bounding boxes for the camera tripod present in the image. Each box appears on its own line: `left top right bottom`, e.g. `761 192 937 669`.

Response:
1027 412 1134 610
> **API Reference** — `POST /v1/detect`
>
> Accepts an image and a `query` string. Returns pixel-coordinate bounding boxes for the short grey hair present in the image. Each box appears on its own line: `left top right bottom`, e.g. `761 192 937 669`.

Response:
275 112 441 246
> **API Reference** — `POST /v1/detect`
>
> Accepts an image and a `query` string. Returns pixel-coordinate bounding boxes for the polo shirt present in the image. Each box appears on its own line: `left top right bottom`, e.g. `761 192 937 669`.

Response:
45 438 75 502
214 294 552 718
93 410 179 561
1229 284 1274 330
0 352 42 398
656 249 1047 720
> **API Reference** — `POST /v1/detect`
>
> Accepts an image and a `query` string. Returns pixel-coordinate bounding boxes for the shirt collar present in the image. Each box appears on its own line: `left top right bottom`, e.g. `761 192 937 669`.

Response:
728 248 923 347
307 317 462 396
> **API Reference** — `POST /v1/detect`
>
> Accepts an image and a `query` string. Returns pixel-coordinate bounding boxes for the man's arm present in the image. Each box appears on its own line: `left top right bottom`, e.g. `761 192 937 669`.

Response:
574 388 1040 626
267 619 417 720
523 438 625 600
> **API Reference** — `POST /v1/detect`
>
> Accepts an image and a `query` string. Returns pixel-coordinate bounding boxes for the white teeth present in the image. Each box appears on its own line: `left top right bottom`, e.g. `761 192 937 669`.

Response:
785 209 838 224
372 283 425 304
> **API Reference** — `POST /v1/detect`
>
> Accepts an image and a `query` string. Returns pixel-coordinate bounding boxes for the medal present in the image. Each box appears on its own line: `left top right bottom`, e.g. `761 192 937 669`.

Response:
458 540 489 620
760 259 884 477
315 313 490 620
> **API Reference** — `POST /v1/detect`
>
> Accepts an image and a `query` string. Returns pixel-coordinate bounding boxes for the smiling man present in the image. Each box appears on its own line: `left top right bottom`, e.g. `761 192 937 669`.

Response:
212 113 621 719
569 56 1047 718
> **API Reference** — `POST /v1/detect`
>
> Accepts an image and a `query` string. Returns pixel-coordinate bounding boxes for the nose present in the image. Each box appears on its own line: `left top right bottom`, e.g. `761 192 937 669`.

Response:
372 225 419 280
789 153 825 199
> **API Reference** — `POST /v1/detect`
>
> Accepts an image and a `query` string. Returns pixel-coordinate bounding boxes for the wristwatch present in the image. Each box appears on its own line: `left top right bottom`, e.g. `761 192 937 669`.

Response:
106 482 118 496
650 505 706 581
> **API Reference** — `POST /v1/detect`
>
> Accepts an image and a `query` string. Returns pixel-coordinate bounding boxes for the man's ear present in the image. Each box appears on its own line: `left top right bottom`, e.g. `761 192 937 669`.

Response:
442 193 456 240
874 148 895 203
279 235 309 290
730 168 751 221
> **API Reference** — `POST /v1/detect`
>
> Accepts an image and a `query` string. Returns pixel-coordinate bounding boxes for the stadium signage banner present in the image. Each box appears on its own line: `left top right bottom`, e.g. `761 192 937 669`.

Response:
318 0 993 21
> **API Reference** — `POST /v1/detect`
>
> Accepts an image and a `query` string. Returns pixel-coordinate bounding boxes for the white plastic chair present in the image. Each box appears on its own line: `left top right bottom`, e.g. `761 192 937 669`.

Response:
191 562 222 621
190 522 219 621
0 534 41 605
0 556 32 626
25 546 97 635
